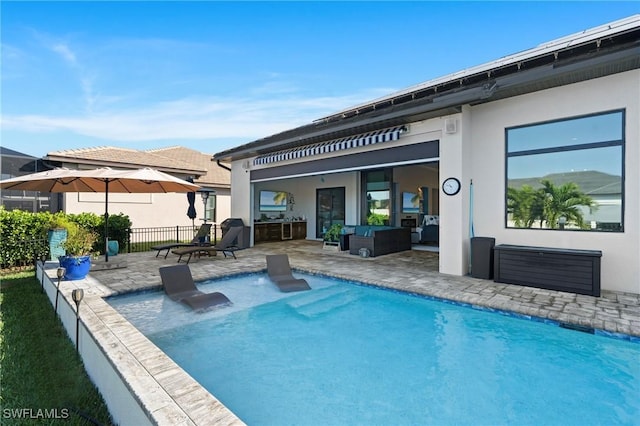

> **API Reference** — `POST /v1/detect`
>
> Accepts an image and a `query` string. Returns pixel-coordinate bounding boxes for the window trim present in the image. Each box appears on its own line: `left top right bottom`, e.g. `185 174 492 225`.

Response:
504 109 625 232
205 195 216 223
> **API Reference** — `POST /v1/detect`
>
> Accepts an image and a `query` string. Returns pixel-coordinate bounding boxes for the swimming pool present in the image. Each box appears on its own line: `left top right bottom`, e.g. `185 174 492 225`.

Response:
109 272 640 425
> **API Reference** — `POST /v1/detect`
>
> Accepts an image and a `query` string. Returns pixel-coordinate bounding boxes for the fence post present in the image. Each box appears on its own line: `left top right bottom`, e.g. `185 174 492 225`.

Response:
126 228 131 253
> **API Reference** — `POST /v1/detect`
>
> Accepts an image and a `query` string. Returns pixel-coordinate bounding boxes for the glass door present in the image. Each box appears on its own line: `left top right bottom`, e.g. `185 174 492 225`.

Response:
316 187 345 238
361 169 393 225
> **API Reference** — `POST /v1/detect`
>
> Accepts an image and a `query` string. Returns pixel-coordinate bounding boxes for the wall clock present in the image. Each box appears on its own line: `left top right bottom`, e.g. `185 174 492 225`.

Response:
442 177 461 196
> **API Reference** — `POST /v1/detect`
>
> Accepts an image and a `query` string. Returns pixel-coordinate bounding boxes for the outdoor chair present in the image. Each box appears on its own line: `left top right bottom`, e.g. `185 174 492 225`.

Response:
171 226 242 264
266 254 311 292
151 223 212 258
159 264 231 311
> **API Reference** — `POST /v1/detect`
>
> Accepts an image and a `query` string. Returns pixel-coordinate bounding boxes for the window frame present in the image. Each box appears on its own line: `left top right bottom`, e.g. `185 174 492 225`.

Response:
205 194 216 223
504 109 625 232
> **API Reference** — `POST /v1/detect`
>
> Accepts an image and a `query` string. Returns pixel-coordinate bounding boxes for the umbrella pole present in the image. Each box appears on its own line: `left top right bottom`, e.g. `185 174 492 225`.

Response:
104 180 109 262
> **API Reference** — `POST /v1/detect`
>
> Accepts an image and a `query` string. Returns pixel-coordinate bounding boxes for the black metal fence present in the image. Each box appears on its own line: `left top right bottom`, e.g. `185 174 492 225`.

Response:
1 225 222 269
125 224 220 253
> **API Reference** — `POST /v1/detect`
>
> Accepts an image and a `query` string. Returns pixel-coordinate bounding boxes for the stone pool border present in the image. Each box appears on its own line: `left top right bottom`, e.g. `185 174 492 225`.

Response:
38 261 246 426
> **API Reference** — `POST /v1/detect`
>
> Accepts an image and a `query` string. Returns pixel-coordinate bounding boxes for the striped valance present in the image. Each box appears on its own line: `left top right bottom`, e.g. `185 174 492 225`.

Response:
253 126 406 166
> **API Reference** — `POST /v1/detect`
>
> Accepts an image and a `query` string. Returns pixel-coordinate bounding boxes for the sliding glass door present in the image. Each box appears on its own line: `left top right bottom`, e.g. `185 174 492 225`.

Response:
316 187 345 238
361 169 393 225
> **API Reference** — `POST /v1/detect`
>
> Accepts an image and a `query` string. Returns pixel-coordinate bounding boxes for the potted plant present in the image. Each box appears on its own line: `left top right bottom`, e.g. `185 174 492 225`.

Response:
323 224 343 243
58 223 98 280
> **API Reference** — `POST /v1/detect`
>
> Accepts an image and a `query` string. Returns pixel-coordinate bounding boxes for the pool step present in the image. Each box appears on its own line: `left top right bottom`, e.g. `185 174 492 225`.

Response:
286 285 349 308
287 286 354 317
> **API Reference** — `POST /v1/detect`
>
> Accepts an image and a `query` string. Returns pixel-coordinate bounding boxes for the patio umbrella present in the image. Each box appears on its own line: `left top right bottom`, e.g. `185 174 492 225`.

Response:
0 167 200 262
186 177 197 227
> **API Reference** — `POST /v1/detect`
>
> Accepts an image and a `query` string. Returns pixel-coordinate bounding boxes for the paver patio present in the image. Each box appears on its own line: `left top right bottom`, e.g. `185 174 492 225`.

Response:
91 240 640 338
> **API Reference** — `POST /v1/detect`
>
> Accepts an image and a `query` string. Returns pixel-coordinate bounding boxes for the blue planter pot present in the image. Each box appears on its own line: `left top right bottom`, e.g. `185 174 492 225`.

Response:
59 255 92 280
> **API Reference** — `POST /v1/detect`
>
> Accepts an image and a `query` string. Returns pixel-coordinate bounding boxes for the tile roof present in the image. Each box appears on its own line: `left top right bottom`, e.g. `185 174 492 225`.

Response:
148 146 230 188
45 146 207 176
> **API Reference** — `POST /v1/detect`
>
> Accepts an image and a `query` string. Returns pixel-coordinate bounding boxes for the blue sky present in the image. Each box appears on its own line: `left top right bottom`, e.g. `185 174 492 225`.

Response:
2 1 638 158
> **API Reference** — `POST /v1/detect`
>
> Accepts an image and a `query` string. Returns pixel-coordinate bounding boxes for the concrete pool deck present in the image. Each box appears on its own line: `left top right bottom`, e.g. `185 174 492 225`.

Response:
51 240 639 425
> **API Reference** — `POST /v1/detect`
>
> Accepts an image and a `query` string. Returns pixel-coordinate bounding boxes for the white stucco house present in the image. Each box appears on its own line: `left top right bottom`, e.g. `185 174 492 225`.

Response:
43 146 231 228
213 15 639 295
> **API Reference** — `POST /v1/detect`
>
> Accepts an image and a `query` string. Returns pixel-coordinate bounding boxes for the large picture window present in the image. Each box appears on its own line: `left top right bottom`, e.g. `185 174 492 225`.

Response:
505 110 624 232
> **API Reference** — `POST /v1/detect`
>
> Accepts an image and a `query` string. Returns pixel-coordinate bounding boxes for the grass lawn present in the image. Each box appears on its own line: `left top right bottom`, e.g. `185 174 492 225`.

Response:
0 271 113 425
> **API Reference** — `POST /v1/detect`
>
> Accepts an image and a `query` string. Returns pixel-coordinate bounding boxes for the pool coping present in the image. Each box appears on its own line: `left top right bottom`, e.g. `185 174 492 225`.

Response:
39 245 640 425
40 262 248 426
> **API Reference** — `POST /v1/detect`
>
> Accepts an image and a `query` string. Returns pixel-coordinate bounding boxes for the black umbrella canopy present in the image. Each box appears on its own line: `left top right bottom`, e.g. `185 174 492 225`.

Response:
186 177 197 226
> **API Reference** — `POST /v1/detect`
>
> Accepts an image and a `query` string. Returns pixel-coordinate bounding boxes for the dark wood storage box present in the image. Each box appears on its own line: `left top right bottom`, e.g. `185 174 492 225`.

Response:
493 244 602 297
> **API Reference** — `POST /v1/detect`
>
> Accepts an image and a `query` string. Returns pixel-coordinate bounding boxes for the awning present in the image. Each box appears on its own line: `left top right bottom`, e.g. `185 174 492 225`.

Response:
253 126 406 166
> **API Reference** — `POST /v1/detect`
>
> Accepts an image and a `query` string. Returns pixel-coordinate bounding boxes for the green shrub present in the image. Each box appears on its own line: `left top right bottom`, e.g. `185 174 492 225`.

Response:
104 214 132 253
0 208 131 267
0 208 49 267
60 223 99 257
47 212 73 232
67 212 101 230
367 213 388 225
323 224 343 242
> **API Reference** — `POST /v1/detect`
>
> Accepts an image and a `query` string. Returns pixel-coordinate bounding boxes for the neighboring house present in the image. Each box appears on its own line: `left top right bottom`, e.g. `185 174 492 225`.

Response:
213 15 640 295
148 146 231 223
0 146 61 212
43 146 231 228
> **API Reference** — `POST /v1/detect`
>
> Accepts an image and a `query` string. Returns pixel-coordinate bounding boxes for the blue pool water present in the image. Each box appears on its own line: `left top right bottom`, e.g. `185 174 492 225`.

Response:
109 273 640 426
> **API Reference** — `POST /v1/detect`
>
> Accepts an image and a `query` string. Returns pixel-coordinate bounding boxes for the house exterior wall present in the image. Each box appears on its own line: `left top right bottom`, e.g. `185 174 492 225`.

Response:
64 192 231 229
212 189 232 226
439 107 474 277
467 70 639 294
230 162 252 226
229 70 638 294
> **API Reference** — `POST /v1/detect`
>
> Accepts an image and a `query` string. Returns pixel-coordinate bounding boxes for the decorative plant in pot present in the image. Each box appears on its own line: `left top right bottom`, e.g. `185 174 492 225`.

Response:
323 224 343 243
58 223 98 280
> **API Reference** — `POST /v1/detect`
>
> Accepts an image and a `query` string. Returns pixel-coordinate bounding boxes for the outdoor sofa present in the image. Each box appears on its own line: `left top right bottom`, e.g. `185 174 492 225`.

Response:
348 226 411 257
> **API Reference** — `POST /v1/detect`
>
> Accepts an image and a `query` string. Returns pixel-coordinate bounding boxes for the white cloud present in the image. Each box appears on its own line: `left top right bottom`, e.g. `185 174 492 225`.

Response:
4 32 398 148
0 90 390 143
51 42 77 65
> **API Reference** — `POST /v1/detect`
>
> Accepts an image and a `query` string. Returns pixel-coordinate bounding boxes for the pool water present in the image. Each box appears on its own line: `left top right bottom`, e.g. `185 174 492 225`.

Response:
109 273 640 426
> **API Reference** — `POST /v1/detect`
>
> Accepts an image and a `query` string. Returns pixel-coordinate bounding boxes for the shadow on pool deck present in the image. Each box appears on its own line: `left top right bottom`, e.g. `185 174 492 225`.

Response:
91 240 639 338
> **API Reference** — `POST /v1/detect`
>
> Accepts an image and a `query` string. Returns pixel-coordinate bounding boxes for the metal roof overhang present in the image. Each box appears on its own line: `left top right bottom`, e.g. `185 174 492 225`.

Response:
213 28 640 163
